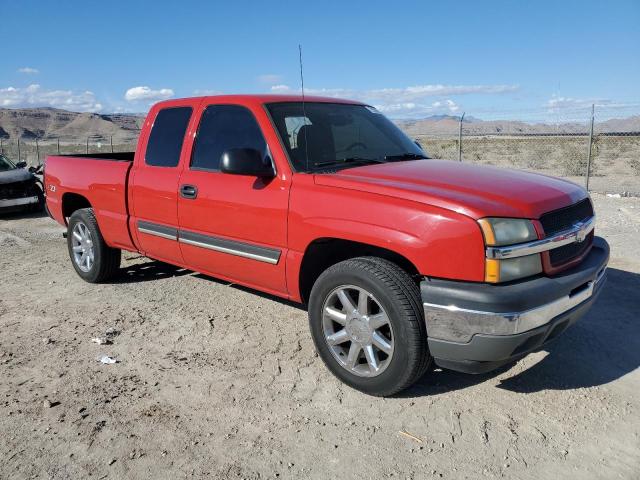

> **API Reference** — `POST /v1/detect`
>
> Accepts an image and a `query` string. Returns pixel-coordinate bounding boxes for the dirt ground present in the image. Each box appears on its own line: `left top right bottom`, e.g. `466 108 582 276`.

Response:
1 193 639 479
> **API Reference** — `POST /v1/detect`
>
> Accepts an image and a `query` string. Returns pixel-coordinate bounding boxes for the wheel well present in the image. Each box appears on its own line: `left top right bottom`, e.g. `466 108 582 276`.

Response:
298 238 420 304
62 193 91 219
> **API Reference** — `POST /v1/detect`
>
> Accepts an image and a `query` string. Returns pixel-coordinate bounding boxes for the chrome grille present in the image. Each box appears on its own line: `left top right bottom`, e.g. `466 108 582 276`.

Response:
549 231 594 267
540 198 593 236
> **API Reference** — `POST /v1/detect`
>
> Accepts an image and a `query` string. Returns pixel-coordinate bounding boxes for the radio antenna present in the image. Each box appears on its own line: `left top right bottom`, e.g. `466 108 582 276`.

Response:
299 44 310 172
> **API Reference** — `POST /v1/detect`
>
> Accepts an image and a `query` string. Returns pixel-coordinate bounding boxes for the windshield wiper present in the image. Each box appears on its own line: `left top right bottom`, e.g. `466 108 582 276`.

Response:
313 157 385 168
384 153 429 161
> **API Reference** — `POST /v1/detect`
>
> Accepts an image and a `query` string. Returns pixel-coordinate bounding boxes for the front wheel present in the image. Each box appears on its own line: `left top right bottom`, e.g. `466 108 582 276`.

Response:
308 257 431 396
31 184 45 212
67 208 121 283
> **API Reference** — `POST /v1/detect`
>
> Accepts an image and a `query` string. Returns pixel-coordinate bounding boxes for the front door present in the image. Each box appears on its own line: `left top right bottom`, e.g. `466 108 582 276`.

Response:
177 103 290 296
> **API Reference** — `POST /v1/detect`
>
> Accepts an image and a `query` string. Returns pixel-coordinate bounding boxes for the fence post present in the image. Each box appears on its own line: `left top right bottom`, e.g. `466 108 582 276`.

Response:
57 137 60 155
110 135 114 153
86 136 89 154
0 138 3 154
17 138 21 161
585 104 595 191
36 138 40 165
458 112 465 161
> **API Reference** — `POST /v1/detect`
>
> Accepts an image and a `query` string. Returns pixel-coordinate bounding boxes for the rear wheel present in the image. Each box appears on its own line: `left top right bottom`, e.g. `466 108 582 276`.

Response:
67 208 121 283
308 257 431 396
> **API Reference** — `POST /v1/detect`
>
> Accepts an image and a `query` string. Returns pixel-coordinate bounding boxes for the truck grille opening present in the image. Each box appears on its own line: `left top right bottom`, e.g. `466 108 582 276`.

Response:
540 198 594 269
539 198 593 236
0 180 34 200
549 230 594 267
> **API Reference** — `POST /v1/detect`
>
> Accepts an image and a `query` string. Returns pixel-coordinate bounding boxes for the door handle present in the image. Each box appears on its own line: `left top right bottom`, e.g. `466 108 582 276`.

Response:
180 184 198 199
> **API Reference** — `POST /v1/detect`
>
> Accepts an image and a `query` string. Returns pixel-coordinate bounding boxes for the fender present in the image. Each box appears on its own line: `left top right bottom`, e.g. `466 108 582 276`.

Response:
286 176 486 301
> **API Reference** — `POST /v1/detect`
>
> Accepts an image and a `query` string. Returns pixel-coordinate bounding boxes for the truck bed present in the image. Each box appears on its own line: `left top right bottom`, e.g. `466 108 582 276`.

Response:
45 154 136 251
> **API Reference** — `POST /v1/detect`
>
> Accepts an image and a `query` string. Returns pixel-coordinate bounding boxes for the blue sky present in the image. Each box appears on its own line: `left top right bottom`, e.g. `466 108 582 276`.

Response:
1 0 638 121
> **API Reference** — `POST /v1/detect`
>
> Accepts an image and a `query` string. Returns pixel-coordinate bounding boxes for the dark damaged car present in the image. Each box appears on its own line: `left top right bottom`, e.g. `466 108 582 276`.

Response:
0 154 44 214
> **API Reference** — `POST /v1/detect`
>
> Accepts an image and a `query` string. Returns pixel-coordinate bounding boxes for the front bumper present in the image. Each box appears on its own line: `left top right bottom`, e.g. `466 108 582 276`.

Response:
0 195 39 210
421 236 609 374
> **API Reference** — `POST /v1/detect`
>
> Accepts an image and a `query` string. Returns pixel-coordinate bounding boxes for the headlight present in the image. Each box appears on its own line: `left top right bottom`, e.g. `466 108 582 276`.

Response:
478 218 541 283
485 255 542 283
477 218 537 246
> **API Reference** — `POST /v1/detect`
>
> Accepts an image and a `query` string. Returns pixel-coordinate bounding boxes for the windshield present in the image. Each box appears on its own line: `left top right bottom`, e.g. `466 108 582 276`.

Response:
0 154 17 172
266 102 427 172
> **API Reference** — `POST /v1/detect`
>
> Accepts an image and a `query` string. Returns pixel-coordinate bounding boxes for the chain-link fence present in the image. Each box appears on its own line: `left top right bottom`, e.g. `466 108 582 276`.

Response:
408 106 640 196
0 133 140 166
412 132 640 196
1 107 638 195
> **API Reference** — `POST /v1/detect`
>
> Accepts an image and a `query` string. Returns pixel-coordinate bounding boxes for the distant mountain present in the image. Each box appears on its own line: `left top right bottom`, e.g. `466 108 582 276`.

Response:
1 108 638 142
396 115 640 136
0 107 144 141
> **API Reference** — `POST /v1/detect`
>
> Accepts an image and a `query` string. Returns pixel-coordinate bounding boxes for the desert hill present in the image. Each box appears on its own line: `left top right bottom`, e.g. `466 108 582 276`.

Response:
1 107 638 142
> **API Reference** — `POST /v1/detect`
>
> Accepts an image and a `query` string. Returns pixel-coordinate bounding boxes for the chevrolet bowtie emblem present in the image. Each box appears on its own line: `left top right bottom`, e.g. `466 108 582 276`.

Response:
575 222 587 243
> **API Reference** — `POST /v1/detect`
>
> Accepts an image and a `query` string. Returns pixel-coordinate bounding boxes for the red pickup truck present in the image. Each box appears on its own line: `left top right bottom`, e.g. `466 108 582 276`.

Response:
45 95 609 396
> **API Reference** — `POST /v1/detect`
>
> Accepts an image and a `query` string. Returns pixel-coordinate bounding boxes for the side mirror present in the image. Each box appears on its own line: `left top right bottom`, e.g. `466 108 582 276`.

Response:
220 148 275 177
414 139 423 149
15 161 27 169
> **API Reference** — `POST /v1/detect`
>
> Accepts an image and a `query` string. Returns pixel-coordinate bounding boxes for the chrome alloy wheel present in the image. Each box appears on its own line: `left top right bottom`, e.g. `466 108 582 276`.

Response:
71 222 94 272
322 285 394 377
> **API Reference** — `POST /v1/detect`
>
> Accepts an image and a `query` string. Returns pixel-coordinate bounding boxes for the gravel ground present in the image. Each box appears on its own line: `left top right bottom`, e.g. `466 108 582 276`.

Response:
1 193 639 479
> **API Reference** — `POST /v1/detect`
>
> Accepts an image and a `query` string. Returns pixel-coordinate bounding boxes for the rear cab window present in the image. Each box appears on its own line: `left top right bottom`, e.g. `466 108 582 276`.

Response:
145 107 193 167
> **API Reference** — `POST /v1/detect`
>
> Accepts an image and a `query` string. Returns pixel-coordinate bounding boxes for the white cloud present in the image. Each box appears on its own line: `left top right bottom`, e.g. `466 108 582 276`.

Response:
268 83 509 117
257 74 283 84
270 84 292 92
546 96 599 110
18 67 39 74
365 84 518 103
124 86 174 102
193 89 223 96
0 84 103 111
271 83 517 101
376 99 461 117
544 95 640 114
445 99 460 112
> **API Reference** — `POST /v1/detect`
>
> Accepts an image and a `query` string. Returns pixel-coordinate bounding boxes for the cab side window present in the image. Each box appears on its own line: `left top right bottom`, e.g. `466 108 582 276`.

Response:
145 107 192 167
191 105 267 171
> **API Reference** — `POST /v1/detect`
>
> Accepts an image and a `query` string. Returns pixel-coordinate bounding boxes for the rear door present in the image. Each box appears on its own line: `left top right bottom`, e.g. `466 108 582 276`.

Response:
129 103 195 265
176 102 290 296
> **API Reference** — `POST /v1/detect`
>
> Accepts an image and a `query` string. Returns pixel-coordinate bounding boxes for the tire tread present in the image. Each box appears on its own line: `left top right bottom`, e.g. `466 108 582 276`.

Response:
310 256 431 396
68 208 121 283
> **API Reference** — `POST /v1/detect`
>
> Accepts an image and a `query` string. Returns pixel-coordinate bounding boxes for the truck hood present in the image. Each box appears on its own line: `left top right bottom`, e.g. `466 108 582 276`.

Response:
314 159 587 219
0 168 33 185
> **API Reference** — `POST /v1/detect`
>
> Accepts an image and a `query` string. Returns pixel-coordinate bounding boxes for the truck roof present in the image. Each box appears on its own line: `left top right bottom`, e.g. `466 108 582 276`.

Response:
152 94 365 109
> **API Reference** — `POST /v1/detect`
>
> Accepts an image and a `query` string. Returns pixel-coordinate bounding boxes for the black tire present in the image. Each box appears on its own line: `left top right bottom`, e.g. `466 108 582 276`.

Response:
308 257 431 396
67 208 121 283
31 184 45 212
